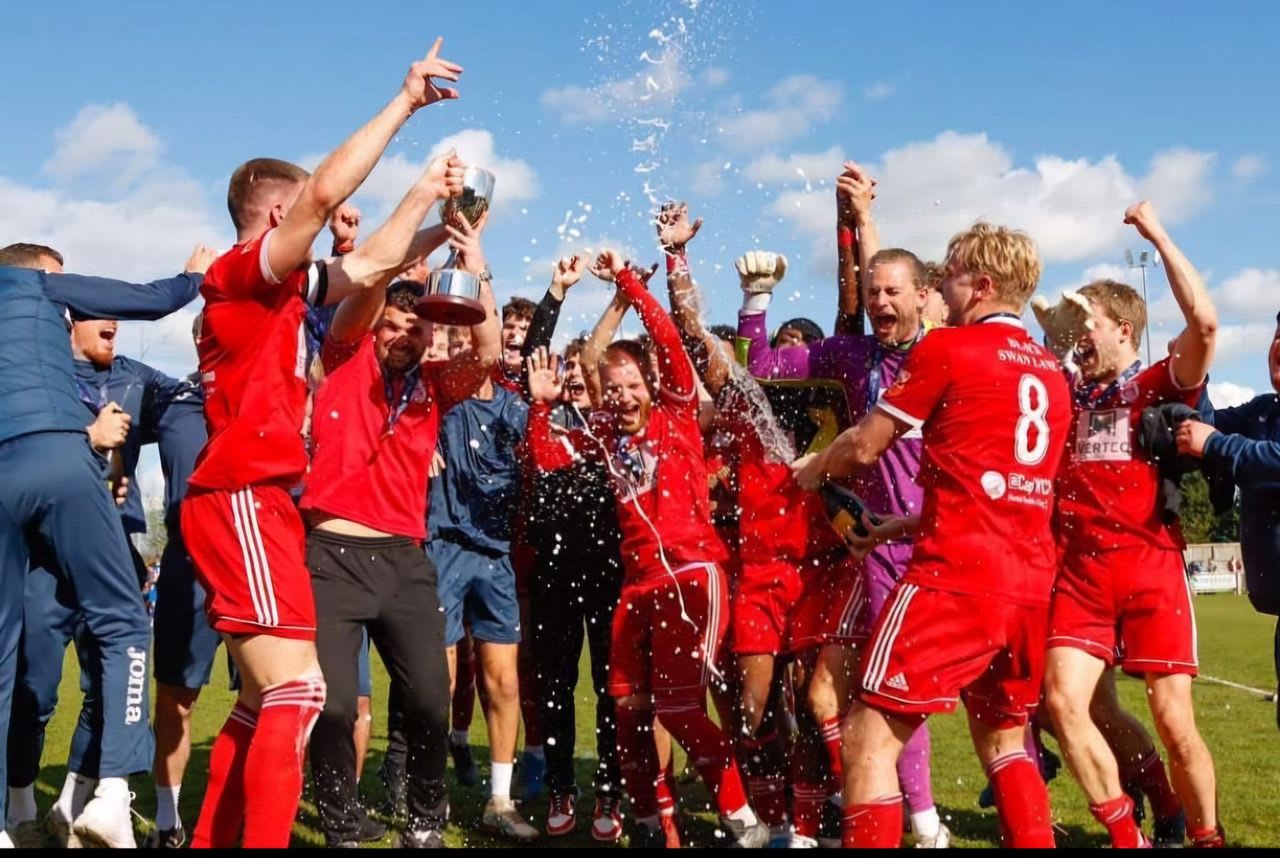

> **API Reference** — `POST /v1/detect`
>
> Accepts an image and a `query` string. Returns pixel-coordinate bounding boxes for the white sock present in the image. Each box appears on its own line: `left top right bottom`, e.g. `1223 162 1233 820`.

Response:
0 830 13 848
155 785 181 831
94 777 130 805
742 292 772 313
6 785 36 826
727 804 758 826
522 745 544 760
490 761 514 800
450 729 469 747
54 773 80 816
910 807 941 839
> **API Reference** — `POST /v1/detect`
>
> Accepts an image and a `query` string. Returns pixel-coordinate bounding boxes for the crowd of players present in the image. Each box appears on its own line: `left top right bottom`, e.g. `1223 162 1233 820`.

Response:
1 37 1269 849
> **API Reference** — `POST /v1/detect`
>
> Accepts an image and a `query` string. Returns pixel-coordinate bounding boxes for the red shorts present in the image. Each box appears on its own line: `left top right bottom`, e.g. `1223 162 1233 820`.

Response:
1048 546 1197 676
608 562 728 699
858 583 1048 729
789 553 866 652
730 559 804 656
181 485 316 640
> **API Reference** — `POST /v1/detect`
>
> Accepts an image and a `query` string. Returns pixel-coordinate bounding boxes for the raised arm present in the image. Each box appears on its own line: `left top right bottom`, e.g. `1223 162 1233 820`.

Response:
593 250 695 401
1124 201 1217 387
325 153 463 340
46 244 209 320
522 255 587 359
656 202 732 393
735 252 813 380
523 346 598 471
581 284 631 410
266 38 463 279
834 161 878 335
434 214 500 406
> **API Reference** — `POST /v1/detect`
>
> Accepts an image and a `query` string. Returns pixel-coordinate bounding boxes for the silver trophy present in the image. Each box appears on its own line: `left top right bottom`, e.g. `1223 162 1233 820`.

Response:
417 166 495 326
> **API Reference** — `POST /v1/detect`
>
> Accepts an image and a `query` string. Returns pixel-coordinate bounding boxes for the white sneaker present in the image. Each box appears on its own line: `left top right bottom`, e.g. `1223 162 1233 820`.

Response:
44 803 76 848
789 832 820 848
914 823 952 849
71 794 136 849
0 830 13 849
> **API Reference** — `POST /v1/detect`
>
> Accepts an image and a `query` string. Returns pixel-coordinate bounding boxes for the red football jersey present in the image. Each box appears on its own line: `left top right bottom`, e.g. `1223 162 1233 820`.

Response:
1055 358 1202 554
189 230 327 491
878 317 1071 606
526 389 727 582
300 334 456 540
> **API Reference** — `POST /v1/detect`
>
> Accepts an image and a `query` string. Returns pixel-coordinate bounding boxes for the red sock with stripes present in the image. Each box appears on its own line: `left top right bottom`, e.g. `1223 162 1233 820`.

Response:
1131 749 1182 822
656 699 752 819
191 702 257 848
741 730 788 827
792 781 827 839
819 717 844 785
841 794 902 848
616 706 661 820
987 750 1056 848
241 675 326 848
655 759 678 819
1090 794 1146 848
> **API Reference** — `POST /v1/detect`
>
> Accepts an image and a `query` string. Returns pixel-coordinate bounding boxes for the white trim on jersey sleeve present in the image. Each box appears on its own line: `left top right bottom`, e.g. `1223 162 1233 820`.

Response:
1166 356 1204 392
303 260 328 307
876 401 924 430
258 228 283 285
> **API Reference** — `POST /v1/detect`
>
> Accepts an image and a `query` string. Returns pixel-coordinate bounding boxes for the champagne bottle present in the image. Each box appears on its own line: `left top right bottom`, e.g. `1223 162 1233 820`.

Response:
820 482 879 542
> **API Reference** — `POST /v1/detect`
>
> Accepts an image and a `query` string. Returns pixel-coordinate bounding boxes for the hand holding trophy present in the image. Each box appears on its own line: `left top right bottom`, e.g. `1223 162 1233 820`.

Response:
417 166 496 325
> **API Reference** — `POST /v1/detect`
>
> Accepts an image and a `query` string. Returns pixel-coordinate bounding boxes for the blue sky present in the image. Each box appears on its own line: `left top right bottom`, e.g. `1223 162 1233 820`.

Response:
2 0 1278 500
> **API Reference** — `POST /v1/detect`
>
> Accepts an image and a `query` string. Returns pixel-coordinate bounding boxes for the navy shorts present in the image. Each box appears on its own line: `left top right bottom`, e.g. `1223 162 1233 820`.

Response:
152 532 221 689
429 538 519 647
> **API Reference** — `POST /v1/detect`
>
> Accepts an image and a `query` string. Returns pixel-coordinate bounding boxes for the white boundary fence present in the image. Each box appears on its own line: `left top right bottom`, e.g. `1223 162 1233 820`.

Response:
1184 543 1244 594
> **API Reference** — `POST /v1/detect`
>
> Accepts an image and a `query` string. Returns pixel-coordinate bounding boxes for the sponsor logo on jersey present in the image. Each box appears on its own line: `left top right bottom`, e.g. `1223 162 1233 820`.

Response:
981 471 1007 500
1074 408 1131 462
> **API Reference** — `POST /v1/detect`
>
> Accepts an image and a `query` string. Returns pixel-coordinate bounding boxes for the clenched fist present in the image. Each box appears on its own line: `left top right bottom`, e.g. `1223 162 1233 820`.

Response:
736 250 788 295
329 204 361 254
1123 200 1167 244
1030 290 1094 362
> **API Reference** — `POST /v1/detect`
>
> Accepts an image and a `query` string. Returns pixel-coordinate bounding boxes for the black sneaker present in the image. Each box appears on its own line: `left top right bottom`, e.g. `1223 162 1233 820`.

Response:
1154 810 1187 848
817 799 842 848
401 828 446 848
355 807 387 843
1123 780 1147 826
143 826 186 848
450 743 481 787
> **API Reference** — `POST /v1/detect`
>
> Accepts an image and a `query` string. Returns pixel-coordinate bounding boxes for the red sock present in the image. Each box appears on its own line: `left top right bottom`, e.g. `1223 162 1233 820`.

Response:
1132 750 1182 821
987 751 1056 848
1189 824 1226 848
1090 794 1146 848
655 761 678 818
819 717 844 785
792 782 826 839
741 731 788 827
656 699 750 818
616 706 660 819
841 794 902 848
191 703 257 848
241 675 325 848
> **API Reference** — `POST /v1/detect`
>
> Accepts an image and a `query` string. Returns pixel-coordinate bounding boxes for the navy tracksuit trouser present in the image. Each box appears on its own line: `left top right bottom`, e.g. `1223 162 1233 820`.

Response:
0 432 154 815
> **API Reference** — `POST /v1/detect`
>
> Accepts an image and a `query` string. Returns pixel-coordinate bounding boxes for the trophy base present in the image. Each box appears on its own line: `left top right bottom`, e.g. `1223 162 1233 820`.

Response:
415 294 487 326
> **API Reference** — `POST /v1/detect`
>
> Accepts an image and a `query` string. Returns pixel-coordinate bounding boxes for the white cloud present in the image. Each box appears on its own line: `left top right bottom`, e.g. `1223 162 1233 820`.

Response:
1211 322 1274 365
541 45 689 125
765 132 1216 270
1208 381 1258 408
1231 154 1266 182
864 81 894 101
691 159 730 196
42 103 162 188
703 67 730 87
718 75 842 152
745 146 846 186
344 128 538 222
1216 268 1280 316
